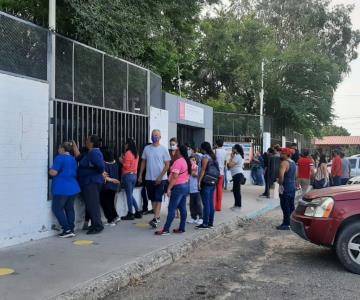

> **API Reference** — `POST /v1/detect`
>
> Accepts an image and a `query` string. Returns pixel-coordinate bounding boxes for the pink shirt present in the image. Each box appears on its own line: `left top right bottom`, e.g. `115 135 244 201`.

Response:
169 157 189 185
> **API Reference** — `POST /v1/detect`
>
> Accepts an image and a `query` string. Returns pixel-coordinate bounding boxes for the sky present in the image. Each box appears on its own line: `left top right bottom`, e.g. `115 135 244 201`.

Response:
205 0 360 135
331 0 360 135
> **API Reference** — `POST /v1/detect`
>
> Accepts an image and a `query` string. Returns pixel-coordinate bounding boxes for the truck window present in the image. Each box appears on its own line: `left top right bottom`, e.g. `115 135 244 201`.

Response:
349 159 357 169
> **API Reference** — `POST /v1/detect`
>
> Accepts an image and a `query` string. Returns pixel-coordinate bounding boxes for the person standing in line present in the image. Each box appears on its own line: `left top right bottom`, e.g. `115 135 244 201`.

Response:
138 129 171 228
196 142 219 230
73 135 105 235
227 144 245 210
260 148 273 197
331 150 343 186
297 150 315 195
214 139 226 211
49 142 81 238
139 142 152 215
251 152 265 186
340 152 351 185
314 154 329 189
121 138 142 220
155 145 191 235
100 148 120 226
290 143 300 164
187 153 203 225
277 148 297 230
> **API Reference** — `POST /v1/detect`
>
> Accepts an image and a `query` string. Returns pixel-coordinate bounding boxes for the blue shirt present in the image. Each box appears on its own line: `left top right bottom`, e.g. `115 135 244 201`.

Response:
50 154 81 196
77 148 105 187
104 161 120 191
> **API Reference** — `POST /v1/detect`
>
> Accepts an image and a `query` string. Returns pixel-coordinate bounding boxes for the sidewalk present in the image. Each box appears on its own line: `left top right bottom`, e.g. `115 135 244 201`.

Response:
0 186 279 300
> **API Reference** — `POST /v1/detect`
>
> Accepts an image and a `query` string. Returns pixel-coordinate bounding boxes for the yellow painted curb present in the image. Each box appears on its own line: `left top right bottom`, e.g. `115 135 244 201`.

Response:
0 268 15 276
73 240 94 246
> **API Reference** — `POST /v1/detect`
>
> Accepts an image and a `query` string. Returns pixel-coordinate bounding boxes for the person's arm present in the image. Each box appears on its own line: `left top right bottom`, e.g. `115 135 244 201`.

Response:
198 157 208 190
227 153 236 169
156 161 170 185
278 160 289 185
138 159 146 184
72 141 81 158
322 163 329 180
49 156 61 177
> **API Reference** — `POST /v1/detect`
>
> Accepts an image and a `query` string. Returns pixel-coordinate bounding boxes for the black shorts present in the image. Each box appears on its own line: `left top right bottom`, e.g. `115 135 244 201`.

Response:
145 180 167 202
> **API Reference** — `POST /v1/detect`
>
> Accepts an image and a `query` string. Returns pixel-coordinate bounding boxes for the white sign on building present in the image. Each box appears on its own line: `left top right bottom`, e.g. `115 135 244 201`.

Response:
179 101 204 124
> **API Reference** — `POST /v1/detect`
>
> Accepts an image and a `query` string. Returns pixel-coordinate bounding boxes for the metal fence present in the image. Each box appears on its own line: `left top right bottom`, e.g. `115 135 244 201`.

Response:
0 11 162 155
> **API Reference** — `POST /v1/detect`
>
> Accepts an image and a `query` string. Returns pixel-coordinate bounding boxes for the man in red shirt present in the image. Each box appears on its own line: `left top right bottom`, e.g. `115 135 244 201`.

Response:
297 150 315 195
331 150 343 186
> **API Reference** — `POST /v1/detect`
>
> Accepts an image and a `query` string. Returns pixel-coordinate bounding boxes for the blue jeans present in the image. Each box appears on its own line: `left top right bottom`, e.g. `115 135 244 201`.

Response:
201 185 216 226
280 193 295 226
332 176 342 186
52 195 76 232
164 183 189 232
122 174 139 213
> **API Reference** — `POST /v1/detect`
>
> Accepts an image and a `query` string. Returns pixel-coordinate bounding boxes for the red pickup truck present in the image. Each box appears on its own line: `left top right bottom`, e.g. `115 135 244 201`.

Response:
291 185 360 274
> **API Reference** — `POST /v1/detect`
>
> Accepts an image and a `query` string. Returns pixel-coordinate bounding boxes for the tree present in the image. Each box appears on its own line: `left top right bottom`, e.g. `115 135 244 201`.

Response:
320 125 351 136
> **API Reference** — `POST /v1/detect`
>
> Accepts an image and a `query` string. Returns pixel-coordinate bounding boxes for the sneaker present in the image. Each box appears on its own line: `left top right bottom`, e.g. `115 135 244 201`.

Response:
104 221 116 227
121 213 135 221
59 230 75 238
230 206 241 211
196 219 203 225
208 224 214 229
195 224 209 230
114 217 121 223
134 211 143 219
173 228 185 234
149 218 158 228
155 229 170 236
276 225 290 231
187 218 197 224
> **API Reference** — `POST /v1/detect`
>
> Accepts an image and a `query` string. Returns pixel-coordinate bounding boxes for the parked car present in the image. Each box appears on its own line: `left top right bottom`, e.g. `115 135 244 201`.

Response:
348 176 360 185
327 155 360 178
290 185 360 274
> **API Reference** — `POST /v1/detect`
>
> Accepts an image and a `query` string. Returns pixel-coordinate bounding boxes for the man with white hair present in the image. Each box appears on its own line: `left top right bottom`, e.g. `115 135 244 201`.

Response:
139 129 171 228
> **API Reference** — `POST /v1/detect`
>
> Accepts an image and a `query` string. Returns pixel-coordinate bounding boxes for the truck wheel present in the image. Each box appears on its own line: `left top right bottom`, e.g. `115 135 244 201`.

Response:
336 221 360 275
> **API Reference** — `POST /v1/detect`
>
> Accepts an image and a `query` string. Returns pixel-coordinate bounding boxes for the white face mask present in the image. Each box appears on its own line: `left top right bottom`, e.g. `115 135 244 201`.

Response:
170 144 177 151
187 149 192 157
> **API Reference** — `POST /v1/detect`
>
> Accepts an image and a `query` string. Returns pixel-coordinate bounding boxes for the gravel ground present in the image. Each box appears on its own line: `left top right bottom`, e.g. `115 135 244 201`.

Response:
106 209 359 300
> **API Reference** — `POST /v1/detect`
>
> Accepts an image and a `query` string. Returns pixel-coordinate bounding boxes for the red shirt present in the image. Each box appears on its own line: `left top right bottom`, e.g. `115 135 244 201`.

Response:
122 150 139 175
297 157 314 179
331 155 342 177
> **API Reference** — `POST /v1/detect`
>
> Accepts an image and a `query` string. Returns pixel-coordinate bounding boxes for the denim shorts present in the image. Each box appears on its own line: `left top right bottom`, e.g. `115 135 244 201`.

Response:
145 180 166 202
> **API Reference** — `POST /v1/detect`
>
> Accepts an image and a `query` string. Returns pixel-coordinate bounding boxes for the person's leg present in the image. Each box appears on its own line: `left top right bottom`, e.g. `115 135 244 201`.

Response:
282 195 291 226
153 181 165 219
233 174 241 207
83 184 103 232
141 186 148 212
201 187 210 226
189 193 197 220
224 168 228 190
129 175 140 212
178 189 188 231
163 185 182 232
52 195 70 232
123 174 134 214
214 175 224 211
341 178 349 185
279 194 286 226
195 192 203 219
100 189 112 222
208 185 216 226
107 190 118 221
63 196 76 232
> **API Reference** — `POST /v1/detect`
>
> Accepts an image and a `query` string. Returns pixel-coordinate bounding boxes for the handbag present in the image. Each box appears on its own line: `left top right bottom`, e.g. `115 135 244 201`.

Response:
202 158 220 186
239 173 246 185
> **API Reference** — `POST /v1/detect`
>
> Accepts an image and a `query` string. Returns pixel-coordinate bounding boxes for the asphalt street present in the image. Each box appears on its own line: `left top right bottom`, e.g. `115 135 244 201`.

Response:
106 209 360 300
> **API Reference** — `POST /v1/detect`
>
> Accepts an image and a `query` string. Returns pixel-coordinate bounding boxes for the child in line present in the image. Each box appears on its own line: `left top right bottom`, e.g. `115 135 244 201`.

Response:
187 153 203 225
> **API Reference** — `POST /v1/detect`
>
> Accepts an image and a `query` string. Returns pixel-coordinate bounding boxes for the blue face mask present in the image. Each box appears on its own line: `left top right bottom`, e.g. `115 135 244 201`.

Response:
151 135 160 143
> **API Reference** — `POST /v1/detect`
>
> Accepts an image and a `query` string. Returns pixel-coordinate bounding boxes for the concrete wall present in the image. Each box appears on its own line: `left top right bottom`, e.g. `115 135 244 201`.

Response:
0 72 51 247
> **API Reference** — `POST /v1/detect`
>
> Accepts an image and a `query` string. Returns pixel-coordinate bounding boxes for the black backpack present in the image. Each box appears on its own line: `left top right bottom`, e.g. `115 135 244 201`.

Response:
202 157 220 186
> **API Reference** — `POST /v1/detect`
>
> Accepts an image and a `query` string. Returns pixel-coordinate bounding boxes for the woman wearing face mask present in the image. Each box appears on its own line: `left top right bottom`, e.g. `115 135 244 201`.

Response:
227 144 245 210
155 145 191 235
169 137 178 161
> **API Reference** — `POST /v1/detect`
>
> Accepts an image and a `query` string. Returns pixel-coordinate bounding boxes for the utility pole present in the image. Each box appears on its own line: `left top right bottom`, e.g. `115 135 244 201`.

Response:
259 59 264 134
177 63 181 97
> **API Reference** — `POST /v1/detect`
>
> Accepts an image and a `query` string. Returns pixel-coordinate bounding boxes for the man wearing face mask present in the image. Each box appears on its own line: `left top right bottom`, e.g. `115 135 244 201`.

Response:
139 129 171 228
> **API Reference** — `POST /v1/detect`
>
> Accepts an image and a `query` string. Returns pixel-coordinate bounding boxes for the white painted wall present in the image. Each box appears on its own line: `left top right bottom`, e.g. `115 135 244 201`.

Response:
149 106 169 147
0 72 51 247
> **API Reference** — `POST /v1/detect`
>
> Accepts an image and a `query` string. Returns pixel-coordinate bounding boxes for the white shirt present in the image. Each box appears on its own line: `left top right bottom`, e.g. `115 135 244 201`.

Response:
230 154 244 177
215 147 227 176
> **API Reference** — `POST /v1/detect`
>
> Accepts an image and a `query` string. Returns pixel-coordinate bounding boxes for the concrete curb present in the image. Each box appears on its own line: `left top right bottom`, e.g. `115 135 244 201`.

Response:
50 202 279 300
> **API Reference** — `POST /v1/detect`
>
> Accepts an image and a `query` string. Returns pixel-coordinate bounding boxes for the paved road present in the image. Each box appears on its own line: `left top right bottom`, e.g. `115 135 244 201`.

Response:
106 209 359 300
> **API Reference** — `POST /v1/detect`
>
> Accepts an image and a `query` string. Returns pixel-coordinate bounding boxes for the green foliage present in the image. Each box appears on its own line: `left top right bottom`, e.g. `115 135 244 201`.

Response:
320 125 351 137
